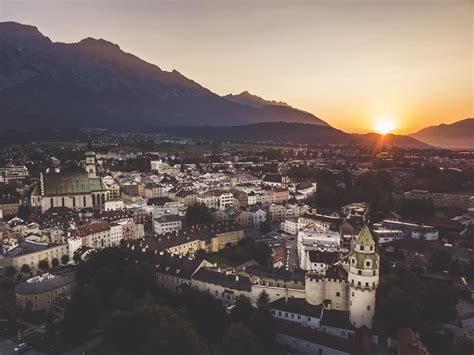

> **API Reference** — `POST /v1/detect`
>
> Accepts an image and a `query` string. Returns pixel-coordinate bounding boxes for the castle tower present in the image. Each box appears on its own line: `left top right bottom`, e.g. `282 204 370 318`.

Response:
348 226 379 329
85 151 97 178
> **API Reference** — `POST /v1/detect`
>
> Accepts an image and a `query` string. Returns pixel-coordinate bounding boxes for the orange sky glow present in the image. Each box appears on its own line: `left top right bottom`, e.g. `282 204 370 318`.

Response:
1 0 472 134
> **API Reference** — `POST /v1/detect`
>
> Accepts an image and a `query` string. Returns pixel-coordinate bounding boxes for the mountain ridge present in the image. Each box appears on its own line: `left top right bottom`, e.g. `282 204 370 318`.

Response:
223 91 291 109
410 118 474 149
0 21 327 128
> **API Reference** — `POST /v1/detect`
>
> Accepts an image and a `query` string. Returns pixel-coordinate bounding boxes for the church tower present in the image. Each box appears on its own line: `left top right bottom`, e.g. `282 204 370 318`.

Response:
348 226 379 329
85 151 97 178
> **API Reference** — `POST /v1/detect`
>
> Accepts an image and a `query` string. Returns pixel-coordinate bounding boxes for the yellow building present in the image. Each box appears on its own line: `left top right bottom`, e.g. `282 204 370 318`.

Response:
15 273 73 311
11 242 69 273
126 220 244 256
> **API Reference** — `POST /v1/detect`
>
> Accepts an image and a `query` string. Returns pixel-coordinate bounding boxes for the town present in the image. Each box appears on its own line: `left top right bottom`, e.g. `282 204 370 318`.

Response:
0 130 473 355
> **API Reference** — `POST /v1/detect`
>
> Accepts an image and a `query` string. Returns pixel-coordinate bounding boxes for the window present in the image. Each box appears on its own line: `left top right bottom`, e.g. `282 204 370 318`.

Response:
358 270 362 275
365 261 370 267
360 245 364 251
365 282 369 287
367 305 371 310
336 292 340 297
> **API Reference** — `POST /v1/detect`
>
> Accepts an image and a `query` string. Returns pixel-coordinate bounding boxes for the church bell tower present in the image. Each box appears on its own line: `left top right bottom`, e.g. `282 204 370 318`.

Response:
85 151 97 178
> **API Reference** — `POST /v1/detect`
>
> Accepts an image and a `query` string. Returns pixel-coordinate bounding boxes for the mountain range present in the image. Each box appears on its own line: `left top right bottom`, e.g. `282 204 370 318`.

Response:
0 22 469 149
223 91 291 109
0 22 327 128
410 119 474 149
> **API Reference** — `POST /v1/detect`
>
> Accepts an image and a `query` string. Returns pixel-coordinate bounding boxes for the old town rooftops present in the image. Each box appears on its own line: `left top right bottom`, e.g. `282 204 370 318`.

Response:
269 297 323 318
192 268 252 291
274 319 354 353
70 221 110 237
15 273 73 295
127 220 243 252
320 309 355 331
40 172 107 196
308 250 340 264
127 251 207 280
243 264 306 282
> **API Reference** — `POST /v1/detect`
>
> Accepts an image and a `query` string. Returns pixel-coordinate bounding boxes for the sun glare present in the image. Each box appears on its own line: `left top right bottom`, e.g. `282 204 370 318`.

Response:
373 116 396 135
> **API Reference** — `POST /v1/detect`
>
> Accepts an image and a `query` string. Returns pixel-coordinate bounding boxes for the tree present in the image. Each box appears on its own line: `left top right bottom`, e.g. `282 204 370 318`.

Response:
422 280 457 322
254 242 272 266
230 295 254 325
452 336 474 355
61 254 70 266
177 287 228 342
4 266 16 279
195 249 207 260
223 323 262 355
185 203 214 226
256 290 270 311
430 250 451 272
62 284 103 343
259 220 272 234
51 258 60 270
400 198 435 224
104 304 209 355
38 259 49 272
72 253 81 263
20 264 31 275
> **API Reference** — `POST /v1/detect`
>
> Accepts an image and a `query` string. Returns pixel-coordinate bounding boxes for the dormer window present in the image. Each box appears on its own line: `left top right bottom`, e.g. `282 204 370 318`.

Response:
360 245 365 251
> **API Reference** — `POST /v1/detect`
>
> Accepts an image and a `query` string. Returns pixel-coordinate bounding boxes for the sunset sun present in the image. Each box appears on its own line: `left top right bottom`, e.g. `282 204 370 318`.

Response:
373 116 397 135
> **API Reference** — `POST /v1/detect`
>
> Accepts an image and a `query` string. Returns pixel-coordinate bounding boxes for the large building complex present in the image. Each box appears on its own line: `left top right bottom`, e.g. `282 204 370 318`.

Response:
31 152 110 212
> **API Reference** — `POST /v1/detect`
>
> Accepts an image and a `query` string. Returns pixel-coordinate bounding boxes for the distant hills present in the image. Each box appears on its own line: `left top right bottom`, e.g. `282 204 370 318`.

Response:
355 133 432 149
0 22 327 128
160 122 354 145
410 118 474 149
161 122 431 148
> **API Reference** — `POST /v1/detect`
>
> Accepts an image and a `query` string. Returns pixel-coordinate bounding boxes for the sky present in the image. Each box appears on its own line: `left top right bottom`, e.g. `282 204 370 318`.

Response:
1 0 472 133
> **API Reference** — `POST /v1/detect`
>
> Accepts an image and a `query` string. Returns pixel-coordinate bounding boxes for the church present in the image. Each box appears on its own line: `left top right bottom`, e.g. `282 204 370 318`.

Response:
31 152 110 212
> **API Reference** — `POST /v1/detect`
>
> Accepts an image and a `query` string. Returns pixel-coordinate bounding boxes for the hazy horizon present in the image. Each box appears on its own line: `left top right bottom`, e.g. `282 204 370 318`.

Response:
1 0 472 134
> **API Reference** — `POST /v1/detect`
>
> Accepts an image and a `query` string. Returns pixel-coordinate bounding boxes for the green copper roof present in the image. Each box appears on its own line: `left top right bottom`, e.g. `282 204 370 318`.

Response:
355 225 375 247
349 250 379 269
42 172 107 196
